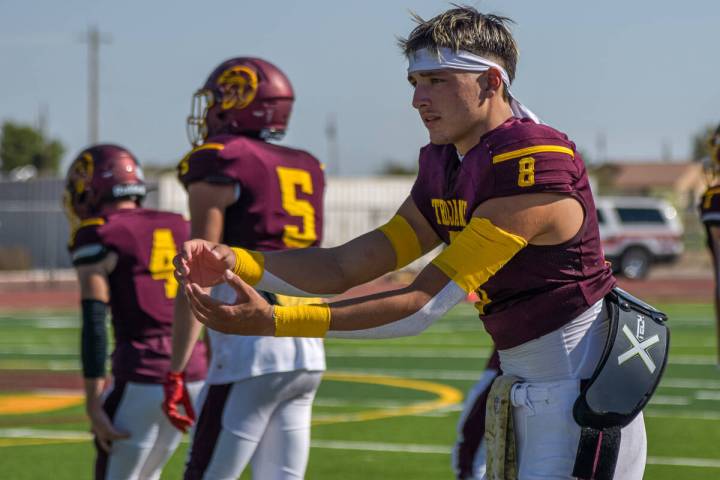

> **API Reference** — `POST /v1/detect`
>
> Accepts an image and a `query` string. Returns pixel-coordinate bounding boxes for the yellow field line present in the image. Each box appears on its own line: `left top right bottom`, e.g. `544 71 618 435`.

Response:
0 394 83 415
312 371 462 426
0 437 86 448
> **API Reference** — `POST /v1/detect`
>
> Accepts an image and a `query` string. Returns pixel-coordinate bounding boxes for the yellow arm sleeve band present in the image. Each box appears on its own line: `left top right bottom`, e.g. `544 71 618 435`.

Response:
377 214 423 269
273 303 331 337
431 218 528 294
230 247 265 286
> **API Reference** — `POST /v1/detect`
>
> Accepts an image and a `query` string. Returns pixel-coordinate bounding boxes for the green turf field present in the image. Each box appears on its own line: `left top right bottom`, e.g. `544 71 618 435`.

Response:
0 303 718 479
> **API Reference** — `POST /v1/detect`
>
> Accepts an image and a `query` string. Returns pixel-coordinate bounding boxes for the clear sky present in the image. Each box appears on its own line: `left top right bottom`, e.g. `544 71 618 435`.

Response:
1 0 718 175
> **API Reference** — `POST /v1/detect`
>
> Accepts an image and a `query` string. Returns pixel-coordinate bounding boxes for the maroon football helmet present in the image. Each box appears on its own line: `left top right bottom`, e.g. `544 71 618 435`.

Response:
63 144 146 227
187 57 295 146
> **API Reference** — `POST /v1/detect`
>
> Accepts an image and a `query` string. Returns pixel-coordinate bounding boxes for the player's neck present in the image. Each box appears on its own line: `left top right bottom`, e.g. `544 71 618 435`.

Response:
102 200 137 213
455 102 513 155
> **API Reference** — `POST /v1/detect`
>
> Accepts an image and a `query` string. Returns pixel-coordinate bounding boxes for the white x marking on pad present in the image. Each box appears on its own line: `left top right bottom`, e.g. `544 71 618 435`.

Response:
617 325 660 373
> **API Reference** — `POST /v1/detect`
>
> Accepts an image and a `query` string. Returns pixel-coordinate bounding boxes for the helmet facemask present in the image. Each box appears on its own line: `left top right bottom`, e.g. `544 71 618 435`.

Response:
187 89 214 147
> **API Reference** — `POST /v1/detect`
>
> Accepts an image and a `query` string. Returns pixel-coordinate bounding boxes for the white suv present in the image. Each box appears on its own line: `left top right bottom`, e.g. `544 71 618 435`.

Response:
595 196 684 279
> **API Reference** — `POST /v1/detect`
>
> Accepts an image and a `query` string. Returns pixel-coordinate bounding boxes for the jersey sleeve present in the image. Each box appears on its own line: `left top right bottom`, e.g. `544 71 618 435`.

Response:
177 142 239 188
491 142 580 197
68 218 110 266
700 187 720 225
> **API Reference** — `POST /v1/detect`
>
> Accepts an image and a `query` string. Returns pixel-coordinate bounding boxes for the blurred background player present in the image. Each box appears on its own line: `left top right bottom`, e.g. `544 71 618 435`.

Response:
452 351 499 480
63 144 207 479
164 57 326 479
699 123 720 366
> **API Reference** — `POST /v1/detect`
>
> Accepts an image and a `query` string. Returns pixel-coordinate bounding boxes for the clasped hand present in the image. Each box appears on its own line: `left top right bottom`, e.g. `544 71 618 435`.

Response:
173 240 274 336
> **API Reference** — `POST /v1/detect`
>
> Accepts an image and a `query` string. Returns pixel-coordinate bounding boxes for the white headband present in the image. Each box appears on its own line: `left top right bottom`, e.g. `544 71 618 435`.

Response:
407 47 541 124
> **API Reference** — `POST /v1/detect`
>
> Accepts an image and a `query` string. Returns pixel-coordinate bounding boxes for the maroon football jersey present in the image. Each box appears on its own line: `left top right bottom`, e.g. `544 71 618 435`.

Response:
69 208 207 383
178 135 324 250
411 117 615 349
699 185 720 252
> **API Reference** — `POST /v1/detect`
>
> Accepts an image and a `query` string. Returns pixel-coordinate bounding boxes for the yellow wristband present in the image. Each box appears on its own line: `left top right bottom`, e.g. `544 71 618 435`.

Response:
431 217 527 293
377 214 422 269
273 304 331 338
231 247 265 286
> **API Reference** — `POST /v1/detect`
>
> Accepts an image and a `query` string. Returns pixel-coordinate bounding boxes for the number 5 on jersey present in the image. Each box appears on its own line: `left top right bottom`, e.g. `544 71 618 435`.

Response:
276 166 317 248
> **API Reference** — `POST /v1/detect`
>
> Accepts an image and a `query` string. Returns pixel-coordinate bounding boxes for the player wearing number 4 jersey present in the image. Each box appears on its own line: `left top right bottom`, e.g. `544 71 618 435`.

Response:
166 57 325 480
64 144 207 479
699 123 720 367
176 7 669 480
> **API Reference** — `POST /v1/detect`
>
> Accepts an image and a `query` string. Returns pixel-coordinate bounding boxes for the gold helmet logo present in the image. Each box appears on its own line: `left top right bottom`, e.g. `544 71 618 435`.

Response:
72 152 95 194
217 65 258 110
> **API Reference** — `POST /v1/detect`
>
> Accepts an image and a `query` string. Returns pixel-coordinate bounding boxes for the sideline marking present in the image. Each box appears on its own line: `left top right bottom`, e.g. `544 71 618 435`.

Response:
2 429 719 470
0 394 83 415
312 372 462 425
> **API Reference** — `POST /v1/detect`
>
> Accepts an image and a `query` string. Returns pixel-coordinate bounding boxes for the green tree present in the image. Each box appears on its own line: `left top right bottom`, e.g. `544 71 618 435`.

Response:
0 121 65 176
691 123 719 162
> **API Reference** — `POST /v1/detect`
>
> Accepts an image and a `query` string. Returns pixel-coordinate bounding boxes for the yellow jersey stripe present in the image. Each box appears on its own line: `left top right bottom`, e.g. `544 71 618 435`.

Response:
80 218 105 228
192 142 225 153
492 145 574 164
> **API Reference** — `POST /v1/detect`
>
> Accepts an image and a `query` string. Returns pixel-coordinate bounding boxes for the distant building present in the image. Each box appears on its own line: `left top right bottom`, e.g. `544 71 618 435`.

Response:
591 161 705 211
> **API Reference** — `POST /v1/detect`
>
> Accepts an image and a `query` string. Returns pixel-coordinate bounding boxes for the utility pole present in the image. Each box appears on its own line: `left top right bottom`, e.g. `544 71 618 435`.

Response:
81 26 112 144
595 131 607 164
37 103 48 136
325 113 339 175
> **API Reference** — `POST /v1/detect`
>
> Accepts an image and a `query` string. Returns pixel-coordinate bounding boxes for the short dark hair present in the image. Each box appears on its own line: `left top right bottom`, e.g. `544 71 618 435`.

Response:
399 5 519 84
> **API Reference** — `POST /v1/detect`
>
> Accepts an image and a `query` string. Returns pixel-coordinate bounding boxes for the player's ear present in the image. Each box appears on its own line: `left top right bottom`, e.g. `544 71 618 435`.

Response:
486 68 503 95
476 70 501 101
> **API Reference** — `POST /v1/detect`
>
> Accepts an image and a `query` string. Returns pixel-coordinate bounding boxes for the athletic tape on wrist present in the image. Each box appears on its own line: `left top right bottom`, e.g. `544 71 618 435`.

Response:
377 214 423 269
231 247 265 286
273 303 331 338
431 217 527 293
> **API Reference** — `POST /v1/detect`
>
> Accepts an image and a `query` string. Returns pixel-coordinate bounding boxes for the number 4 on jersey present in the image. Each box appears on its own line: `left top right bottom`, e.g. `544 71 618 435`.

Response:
149 228 179 298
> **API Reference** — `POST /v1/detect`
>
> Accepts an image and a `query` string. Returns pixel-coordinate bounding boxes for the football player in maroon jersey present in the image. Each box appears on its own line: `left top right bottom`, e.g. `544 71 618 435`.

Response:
176 7 653 479
163 58 325 479
64 144 207 479
699 124 720 367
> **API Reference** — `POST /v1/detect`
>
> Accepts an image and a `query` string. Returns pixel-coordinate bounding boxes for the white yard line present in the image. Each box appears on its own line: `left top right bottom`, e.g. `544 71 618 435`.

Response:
7 430 717 469
649 395 690 406
696 391 720 401
645 409 720 420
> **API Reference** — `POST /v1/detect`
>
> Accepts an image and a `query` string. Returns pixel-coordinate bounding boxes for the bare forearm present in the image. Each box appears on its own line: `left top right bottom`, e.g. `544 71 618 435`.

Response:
258 230 396 295
84 378 105 410
328 286 431 331
171 291 204 372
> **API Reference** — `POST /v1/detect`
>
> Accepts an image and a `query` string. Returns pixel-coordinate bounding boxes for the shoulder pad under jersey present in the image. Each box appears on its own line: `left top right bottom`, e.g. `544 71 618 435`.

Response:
68 218 110 266
488 122 580 197
177 139 237 188
700 186 720 224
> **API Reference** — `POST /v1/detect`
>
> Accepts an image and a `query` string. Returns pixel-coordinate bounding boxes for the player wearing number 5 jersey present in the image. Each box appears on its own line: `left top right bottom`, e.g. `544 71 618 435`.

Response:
167 57 325 479
64 144 207 479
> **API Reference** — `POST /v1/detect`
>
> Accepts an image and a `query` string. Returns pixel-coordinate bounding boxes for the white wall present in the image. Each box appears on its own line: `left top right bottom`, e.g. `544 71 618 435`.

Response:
157 173 437 271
